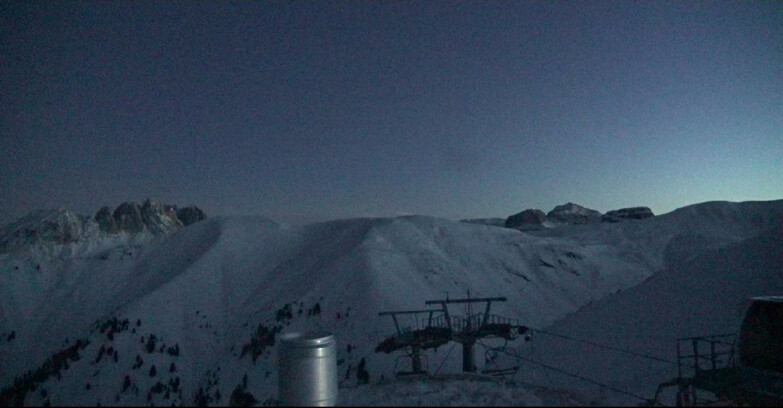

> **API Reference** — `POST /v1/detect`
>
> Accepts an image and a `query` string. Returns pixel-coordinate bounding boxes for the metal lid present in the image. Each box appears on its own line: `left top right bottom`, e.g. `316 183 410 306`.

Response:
280 331 334 346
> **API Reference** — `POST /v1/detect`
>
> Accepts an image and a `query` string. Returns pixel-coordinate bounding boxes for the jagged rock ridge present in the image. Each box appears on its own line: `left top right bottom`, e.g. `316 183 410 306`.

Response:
176 206 207 226
0 210 90 253
0 200 206 254
94 206 118 234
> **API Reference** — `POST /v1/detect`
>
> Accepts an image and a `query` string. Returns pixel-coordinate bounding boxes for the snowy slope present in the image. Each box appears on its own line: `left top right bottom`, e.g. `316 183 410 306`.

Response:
1 199 781 406
0 215 653 405
513 207 783 405
338 374 593 406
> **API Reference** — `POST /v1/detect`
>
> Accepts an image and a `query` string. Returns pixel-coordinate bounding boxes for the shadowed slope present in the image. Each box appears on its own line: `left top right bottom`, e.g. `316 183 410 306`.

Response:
518 220 783 405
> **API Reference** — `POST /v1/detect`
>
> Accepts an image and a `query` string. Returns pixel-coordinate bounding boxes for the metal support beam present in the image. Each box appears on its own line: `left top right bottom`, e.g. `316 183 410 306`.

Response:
376 293 529 379
412 346 422 373
482 301 493 328
378 309 443 336
425 297 506 333
462 341 476 373
441 304 452 331
425 297 506 305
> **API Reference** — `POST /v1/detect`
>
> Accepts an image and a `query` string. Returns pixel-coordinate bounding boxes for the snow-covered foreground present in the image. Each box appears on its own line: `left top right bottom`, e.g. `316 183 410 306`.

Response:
338 374 591 406
1 199 781 406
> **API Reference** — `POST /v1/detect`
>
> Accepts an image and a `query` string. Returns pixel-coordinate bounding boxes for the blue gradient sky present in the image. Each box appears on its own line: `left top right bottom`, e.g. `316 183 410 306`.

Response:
2 1 781 225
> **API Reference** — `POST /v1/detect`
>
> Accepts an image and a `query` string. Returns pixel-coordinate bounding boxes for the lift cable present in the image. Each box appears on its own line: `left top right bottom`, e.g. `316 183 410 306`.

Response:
532 329 678 366
522 340 554 387
433 342 458 376
482 338 508 370
488 346 659 405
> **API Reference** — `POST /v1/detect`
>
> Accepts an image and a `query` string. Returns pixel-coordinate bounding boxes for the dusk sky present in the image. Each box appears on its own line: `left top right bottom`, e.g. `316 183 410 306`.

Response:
2 1 781 225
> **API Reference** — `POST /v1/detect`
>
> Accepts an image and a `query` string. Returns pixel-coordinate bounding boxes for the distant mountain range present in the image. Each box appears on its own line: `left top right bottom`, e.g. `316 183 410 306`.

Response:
1 199 781 406
0 199 205 255
463 202 656 231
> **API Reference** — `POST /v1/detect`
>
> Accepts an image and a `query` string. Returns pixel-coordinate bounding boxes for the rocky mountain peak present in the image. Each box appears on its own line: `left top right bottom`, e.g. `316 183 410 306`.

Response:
505 208 548 230
112 201 144 233
140 199 182 235
547 202 602 224
0 199 206 255
602 206 655 222
0 209 90 253
95 206 117 233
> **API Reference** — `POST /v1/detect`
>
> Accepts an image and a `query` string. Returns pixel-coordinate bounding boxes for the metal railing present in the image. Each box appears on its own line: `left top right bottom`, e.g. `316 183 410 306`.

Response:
429 314 519 333
676 333 738 379
484 314 519 326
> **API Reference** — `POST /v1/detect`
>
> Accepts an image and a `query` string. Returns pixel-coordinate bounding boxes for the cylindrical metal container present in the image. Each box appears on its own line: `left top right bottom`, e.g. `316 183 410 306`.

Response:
278 331 338 406
739 296 783 373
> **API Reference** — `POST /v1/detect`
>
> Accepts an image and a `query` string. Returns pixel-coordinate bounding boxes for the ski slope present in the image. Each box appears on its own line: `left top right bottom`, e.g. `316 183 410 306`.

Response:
513 202 783 405
1 199 781 406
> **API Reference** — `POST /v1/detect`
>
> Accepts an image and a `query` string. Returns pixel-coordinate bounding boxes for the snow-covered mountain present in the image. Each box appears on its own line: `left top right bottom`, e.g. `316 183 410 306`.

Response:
460 218 506 227
0 199 206 259
516 203 783 406
1 199 781 406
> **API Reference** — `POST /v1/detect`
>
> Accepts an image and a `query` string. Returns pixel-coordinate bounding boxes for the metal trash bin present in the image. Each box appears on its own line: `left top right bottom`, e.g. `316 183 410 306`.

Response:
278 331 338 406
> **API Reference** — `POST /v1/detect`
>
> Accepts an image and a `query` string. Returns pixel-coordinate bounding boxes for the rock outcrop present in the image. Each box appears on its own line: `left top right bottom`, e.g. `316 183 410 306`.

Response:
176 206 207 226
547 203 602 224
95 206 118 233
107 199 185 235
0 209 90 253
505 209 548 229
602 207 654 222
141 199 182 235
113 202 144 233
1 199 206 254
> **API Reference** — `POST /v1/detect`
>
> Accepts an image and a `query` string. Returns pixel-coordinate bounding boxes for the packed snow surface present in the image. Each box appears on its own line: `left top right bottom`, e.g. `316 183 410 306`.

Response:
1 199 781 406
338 374 592 406
518 216 783 405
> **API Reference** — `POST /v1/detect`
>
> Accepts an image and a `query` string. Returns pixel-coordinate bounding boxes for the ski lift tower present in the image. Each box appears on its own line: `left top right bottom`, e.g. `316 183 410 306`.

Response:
375 309 451 375
425 294 526 373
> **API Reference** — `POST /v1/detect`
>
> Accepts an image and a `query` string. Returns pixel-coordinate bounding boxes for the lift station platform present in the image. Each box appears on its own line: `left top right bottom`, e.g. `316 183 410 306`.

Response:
376 293 528 375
